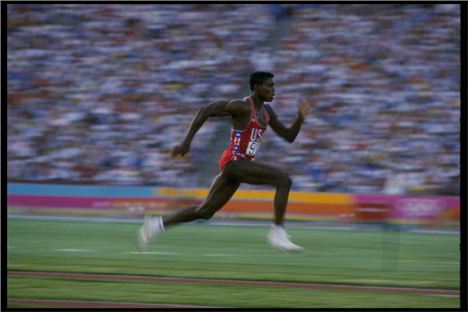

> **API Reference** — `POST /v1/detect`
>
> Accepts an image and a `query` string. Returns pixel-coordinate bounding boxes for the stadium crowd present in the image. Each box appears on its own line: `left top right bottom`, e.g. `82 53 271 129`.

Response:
7 4 460 195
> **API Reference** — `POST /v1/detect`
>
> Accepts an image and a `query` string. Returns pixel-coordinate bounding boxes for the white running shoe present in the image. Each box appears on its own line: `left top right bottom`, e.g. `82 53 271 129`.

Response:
267 225 304 252
137 215 165 251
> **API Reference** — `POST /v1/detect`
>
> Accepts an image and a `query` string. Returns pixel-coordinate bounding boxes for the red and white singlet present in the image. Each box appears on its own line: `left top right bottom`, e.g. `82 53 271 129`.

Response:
219 96 270 171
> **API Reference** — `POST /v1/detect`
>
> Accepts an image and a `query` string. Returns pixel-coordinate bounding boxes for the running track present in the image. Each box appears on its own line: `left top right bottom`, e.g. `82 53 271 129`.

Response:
9 270 459 297
8 270 459 308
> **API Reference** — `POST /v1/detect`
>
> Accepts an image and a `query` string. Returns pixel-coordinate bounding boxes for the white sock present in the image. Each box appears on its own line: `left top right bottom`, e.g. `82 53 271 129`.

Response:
158 216 166 232
271 224 291 238
271 224 285 232
150 216 165 233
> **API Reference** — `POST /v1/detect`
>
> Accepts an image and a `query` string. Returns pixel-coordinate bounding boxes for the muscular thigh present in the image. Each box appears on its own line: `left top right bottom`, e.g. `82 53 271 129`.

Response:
224 160 288 185
198 172 240 211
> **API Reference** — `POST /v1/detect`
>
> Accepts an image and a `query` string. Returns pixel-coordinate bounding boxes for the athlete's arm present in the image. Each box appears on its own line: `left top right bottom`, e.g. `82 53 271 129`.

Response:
171 100 247 157
266 98 314 143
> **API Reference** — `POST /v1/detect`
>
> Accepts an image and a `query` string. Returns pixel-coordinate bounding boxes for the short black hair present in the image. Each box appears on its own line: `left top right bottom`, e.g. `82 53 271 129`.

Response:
249 71 274 91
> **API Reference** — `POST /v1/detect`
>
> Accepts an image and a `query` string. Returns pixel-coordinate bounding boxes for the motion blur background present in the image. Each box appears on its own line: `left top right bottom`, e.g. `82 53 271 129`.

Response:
7 3 460 196
6 4 462 309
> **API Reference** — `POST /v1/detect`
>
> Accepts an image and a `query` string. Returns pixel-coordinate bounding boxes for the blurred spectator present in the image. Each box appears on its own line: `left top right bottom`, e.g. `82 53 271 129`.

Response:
7 4 460 195
7 4 274 186
258 4 460 195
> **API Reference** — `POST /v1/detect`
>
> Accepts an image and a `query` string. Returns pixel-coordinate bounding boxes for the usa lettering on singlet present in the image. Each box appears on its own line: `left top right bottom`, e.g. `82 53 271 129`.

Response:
219 96 270 170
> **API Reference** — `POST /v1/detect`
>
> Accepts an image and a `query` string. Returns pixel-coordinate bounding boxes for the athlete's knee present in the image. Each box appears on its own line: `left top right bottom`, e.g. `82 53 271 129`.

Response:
198 210 215 220
277 174 292 189
195 207 215 220
201 212 215 220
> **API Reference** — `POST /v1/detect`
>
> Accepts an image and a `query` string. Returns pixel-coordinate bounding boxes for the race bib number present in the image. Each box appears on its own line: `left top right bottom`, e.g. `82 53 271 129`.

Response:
246 141 260 156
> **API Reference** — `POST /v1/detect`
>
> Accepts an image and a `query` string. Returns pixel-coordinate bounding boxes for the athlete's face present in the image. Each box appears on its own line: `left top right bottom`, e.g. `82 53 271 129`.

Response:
256 78 275 102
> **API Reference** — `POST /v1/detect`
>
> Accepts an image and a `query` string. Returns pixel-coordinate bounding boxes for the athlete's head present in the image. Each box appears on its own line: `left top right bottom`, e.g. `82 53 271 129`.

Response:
250 71 275 102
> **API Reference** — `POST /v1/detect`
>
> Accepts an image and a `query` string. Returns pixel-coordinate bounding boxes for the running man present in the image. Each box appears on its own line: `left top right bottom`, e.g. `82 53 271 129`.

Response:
138 72 314 252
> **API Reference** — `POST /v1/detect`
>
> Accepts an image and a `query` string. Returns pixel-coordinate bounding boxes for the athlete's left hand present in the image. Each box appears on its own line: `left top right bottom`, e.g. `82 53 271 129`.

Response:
298 97 316 118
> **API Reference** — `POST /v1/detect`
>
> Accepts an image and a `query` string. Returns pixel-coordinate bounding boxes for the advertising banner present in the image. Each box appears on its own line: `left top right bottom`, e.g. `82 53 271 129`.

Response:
353 194 460 226
7 183 459 227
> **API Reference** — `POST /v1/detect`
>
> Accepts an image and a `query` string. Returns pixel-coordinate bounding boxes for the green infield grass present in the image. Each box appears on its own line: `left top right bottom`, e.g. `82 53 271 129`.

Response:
7 216 460 308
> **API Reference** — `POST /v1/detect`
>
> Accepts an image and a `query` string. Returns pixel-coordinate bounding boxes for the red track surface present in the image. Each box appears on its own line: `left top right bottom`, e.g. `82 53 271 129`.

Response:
9 270 459 296
8 299 219 309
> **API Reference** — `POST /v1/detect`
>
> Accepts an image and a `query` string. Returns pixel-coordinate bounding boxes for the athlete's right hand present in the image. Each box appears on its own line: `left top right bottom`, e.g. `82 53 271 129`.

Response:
171 143 190 159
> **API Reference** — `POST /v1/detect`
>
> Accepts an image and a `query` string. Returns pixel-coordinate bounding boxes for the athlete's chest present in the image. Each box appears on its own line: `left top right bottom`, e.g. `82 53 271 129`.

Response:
232 106 268 130
253 108 268 127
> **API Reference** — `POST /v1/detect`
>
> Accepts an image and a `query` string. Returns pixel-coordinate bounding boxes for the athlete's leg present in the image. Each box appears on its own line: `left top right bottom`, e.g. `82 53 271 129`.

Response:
162 171 240 228
138 170 240 251
224 160 303 252
224 160 292 226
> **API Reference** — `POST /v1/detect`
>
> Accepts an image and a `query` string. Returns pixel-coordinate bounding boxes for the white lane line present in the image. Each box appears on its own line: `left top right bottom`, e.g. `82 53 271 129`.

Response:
125 251 178 255
429 294 459 298
55 249 95 252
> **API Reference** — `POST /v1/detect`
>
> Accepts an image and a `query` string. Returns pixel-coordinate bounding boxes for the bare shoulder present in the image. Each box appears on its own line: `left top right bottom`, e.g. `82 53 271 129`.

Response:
226 98 250 115
228 98 249 107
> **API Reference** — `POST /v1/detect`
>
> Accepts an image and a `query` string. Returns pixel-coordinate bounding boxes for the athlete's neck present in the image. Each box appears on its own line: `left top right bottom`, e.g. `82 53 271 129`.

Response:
250 94 264 109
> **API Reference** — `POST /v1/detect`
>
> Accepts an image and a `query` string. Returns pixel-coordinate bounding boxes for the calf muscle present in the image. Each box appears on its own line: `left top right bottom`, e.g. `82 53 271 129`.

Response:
225 160 292 225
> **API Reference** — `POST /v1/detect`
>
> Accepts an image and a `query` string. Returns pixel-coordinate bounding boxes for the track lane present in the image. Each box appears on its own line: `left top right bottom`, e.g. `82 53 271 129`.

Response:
8 270 459 296
8 299 221 308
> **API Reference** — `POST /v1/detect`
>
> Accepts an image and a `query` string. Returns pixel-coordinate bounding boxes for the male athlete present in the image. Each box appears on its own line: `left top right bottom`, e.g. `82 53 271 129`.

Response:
138 72 314 252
